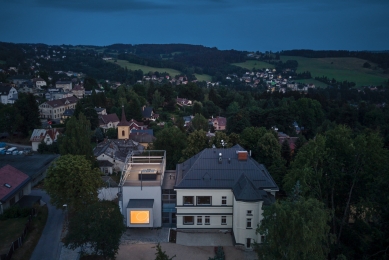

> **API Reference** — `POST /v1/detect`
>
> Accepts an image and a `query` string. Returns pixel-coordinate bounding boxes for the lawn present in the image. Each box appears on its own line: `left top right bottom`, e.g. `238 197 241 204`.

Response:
232 60 275 70
0 216 29 254
280 56 389 87
295 79 328 88
195 73 212 82
108 59 182 77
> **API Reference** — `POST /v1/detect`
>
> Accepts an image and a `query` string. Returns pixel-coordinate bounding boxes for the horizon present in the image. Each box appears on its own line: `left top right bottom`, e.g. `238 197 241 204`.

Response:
1 0 389 52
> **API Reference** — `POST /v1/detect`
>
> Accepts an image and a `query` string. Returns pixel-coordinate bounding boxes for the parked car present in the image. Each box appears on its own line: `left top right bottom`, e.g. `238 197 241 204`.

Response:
0 148 6 155
12 150 19 155
6 147 17 155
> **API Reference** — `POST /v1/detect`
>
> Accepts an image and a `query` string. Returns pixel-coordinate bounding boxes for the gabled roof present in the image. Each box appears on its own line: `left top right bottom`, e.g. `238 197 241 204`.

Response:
129 132 156 143
93 139 144 162
30 128 61 142
175 145 278 201
0 85 12 95
99 113 119 125
211 116 227 127
0 165 30 202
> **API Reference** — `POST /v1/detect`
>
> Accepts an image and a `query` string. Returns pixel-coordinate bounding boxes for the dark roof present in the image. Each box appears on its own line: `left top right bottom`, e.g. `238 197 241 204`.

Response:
63 109 75 116
44 96 78 108
117 106 130 126
175 145 278 202
142 107 153 118
0 154 59 180
0 165 31 202
130 133 156 143
93 139 144 162
99 113 119 125
0 85 12 94
127 199 154 208
130 129 153 136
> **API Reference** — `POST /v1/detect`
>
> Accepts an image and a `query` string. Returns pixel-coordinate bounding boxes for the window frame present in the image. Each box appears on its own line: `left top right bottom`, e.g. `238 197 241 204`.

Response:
205 216 210 225
221 216 227 225
246 218 252 229
183 216 194 225
197 196 212 205
197 216 203 225
246 210 252 216
183 196 194 205
221 196 227 205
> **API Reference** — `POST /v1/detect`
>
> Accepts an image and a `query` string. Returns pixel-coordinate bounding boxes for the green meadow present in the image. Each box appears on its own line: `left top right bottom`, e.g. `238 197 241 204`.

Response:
232 60 275 70
281 56 389 87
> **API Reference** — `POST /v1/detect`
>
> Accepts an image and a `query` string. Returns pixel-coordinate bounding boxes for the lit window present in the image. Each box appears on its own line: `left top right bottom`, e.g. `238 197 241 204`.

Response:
183 196 194 205
221 216 226 225
205 216 210 225
246 218 252 229
197 196 211 205
183 216 194 225
222 196 227 205
197 216 202 225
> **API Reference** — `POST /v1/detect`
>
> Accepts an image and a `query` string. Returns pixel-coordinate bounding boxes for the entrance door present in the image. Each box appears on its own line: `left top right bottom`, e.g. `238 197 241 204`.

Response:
246 238 251 248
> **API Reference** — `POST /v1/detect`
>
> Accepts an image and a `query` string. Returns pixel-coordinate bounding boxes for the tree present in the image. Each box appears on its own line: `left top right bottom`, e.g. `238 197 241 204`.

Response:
240 127 267 157
58 112 94 162
181 130 208 160
152 90 165 109
154 243 176 260
281 139 291 167
14 93 41 136
209 131 230 148
45 155 103 210
256 193 330 260
105 128 118 139
192 101 203 116
64 200 125 259
191 113 208 131
153 126 187 169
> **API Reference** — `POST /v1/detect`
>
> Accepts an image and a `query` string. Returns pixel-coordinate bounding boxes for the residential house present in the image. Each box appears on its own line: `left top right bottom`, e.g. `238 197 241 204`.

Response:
72 84 85 99
98 160 114 175
99 113 120 132
129 129 156 148
176 97 192 106
129 119 147 131
45 88 73 101
0 85 18 104
18 81 35 94
211 116 227 131
94 107 107 115
33 78 47 89
0 165 31 214
39 96 78 122
174 145 278 248
55 81 72 91
142 106 158 121
277 132 298 153
93 139 144 172
30 128 61 151
117 107 147 140
61 109 74 123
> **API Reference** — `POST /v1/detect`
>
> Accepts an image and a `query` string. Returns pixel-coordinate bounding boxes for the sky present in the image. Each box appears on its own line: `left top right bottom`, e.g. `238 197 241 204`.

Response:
0 0 388 52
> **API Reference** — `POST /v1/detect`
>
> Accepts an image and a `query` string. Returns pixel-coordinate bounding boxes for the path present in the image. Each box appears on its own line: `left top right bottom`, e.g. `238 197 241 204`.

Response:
30 189 65 260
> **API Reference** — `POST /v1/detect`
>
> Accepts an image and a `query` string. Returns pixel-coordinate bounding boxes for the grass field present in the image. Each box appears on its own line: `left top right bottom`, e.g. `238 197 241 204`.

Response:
281 56 389 87
232 60 275 70
109 59 212 81
295 79 328 88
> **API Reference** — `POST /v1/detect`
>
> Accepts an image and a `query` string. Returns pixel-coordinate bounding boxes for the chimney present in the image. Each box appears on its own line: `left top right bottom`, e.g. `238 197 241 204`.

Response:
218 153 222 164
237 151 248 161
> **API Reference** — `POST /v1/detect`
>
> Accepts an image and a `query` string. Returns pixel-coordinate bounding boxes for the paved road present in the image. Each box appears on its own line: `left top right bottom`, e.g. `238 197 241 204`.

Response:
30 189 65 260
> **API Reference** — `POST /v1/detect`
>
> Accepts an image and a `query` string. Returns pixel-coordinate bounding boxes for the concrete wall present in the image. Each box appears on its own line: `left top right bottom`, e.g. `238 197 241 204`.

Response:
232 198 263 247
121 185 162 227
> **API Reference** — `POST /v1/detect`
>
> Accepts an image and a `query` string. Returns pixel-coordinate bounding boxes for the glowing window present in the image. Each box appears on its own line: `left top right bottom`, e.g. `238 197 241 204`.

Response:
130 211 150 224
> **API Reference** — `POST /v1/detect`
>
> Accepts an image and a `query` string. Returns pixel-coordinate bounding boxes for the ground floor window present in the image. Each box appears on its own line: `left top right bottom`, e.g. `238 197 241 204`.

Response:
205 216 210 225
197 216 202 225
183 216 194 225
221 216 226 225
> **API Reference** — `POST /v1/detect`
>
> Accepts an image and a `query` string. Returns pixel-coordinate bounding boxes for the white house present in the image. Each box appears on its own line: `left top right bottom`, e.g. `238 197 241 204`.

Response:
33 78 47 89
0 85 18 104
55 81 72 91
119 150 166 228
30 128 61 151
174 145 278 248
39 96 78 122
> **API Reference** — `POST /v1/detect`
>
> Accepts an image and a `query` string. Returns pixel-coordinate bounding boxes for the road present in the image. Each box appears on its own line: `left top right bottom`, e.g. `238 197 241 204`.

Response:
30 189 65 260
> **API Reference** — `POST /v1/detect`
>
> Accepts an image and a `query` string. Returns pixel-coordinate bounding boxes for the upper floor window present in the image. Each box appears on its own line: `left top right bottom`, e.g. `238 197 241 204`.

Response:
183 196 194 205
197 196 211 205
246 218 252 229
222 196 227 205
247 210 252 216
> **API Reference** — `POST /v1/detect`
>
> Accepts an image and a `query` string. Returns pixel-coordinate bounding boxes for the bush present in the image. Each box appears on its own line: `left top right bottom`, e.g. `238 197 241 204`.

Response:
0 205 31 220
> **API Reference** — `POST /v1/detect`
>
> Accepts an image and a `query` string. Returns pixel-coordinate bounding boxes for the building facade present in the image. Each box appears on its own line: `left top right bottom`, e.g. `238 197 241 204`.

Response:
39 96 78 122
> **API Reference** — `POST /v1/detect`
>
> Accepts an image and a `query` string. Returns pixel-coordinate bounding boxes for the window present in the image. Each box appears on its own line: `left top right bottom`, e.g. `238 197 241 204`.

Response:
222 196 227 205
183 216 194 225
205 216 210 225
247 210 252 216
183 196 194 205
246 218 252 228
122 130 125 137
197 196 212 205
221 216 226 225
246 238 251 248
197 216 202 225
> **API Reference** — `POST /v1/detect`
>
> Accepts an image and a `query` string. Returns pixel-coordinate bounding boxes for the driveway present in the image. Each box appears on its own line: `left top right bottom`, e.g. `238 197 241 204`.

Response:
30 189 65 260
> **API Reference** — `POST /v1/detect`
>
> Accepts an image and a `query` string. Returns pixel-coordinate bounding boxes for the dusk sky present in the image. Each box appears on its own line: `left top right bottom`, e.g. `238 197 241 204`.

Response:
1 0 388 52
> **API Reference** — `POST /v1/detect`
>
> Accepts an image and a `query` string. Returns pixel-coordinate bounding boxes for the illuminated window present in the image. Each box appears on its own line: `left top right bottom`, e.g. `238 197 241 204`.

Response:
183 216 194 225
130 211 150 224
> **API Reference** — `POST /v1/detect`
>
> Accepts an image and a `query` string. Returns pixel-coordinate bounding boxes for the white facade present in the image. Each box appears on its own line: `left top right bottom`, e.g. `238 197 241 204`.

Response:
0 86 18 104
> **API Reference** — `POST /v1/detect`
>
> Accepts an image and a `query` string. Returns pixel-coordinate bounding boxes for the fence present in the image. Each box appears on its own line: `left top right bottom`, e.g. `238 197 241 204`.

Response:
0 208 36 260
